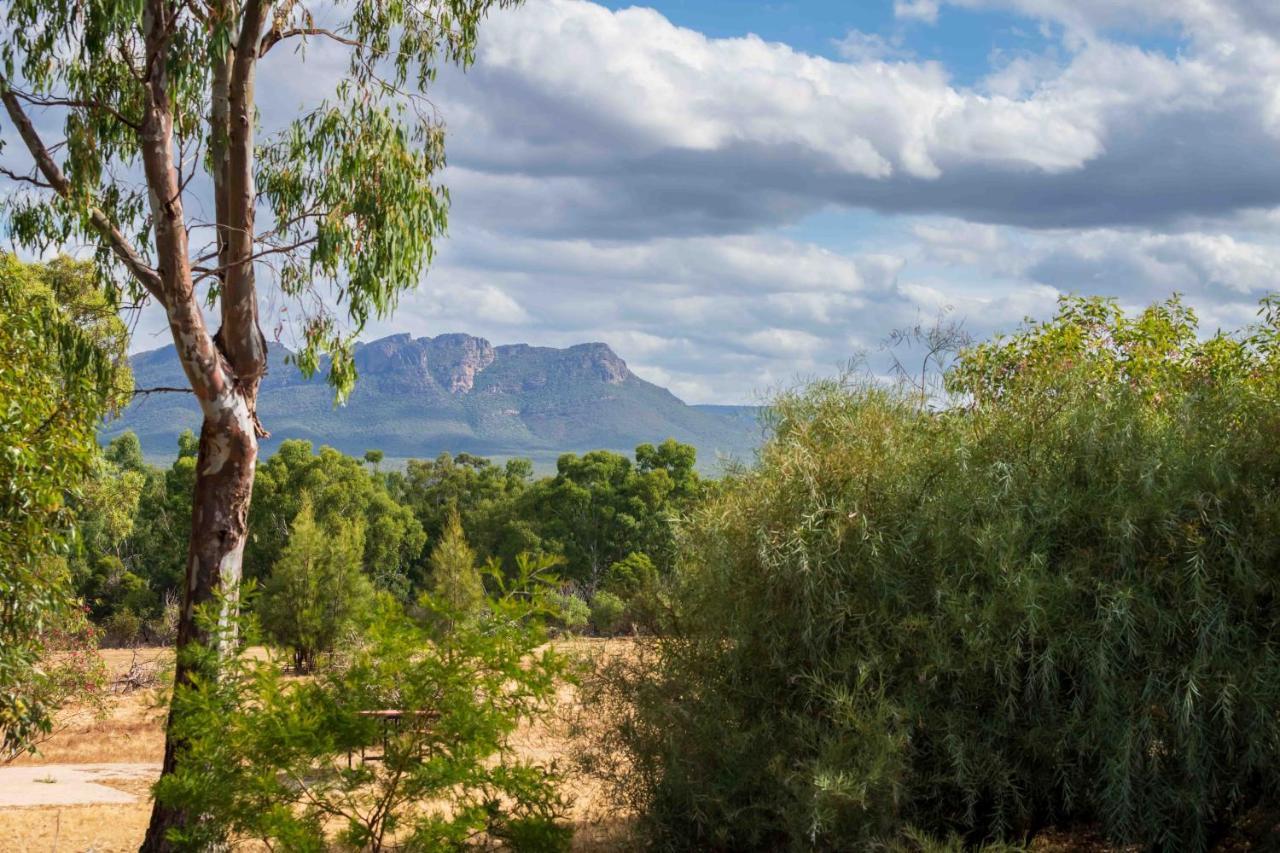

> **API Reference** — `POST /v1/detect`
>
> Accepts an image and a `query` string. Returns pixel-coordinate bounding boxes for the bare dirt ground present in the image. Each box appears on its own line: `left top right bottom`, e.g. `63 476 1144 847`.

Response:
0 642 633 853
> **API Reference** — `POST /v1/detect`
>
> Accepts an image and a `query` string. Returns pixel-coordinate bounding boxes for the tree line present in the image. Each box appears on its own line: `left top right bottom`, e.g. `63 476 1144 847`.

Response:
80 429 705 656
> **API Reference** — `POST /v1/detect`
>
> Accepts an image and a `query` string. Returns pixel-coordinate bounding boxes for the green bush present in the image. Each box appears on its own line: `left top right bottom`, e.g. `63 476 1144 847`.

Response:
549 591 590 634
589 591 627 636
258 496 374 671
156 558 572 851
430 507 485 620
603 552 665 632
604 552 656 599
101 608 142 647
593 296 1280 851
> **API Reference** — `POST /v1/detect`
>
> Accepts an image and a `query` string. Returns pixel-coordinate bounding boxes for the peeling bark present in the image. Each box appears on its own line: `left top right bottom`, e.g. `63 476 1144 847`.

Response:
140 395 257 852
137 1 269 849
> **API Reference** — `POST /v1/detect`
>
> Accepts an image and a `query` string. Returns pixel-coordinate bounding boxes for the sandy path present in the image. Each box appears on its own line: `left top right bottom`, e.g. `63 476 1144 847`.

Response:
0 764 159 808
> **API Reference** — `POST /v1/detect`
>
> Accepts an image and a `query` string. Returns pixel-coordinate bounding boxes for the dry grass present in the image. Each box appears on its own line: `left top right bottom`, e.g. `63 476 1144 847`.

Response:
0 641 635 852
10 648 172 768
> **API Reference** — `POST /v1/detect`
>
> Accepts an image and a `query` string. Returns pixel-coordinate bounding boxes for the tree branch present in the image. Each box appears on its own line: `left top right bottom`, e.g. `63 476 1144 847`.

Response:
134 0 229 408
218 0 272 392
0 165 53 189
0 86 166 306
132 385 194 397
259 27 364 57
9 88 142 131
191 236 317 285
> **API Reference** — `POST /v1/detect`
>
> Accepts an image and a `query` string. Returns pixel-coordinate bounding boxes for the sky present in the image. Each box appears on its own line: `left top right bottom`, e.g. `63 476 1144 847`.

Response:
27 0 1280 404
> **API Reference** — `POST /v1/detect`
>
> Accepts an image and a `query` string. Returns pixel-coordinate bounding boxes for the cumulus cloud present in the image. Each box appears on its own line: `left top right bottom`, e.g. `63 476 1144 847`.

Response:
1025 230 1280 299
415 0 1280 239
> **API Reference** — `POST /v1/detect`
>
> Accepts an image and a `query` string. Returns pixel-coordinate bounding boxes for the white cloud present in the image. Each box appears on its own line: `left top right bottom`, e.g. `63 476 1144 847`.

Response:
835 30 914 63
895 0 942 24
462 0 1119 178
414 0 1280 240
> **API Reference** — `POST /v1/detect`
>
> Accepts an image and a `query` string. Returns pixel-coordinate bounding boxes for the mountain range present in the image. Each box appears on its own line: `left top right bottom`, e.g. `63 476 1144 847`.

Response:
102 333 765 471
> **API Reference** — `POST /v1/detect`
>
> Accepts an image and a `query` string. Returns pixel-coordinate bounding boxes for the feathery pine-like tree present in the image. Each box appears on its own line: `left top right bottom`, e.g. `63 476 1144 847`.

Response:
430 508 484 620
258 496 371 673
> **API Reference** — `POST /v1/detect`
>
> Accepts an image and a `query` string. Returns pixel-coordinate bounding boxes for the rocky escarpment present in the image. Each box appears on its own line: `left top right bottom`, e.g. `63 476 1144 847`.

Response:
351 334 630 395
353 333 497 393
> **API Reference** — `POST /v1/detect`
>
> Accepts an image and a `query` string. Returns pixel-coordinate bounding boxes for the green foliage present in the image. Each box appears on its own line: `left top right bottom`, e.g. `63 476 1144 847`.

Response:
397 452 534 568
603 552 664 633
429 508 485 620
392 443 700 589
102 608 143 648
121 433 196 616
69 450 146 622
548 593 590 634
258 497 374 672
603 552 657 600
82 437 697 636
595 296 1280 851
251 441 426 595
80 432 427 625
514 440 703 586
155 561 572 852
589 591 626 636
0 255 123 759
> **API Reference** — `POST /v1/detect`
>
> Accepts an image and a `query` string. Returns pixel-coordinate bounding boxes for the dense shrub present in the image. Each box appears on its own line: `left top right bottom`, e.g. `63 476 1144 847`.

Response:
590 591 627 636
101 608 143 648
594 297 1280 851
548 591 590 634
157 559 572 851
602 552 665 633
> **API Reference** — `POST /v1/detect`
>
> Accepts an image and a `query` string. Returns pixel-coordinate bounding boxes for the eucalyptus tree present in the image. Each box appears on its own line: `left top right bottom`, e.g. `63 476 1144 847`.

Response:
0 1 518 847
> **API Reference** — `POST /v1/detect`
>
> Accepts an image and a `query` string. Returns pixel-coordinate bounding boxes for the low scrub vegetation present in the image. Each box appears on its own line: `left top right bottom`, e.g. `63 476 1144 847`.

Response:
588 296 1280 851
156 559 573 852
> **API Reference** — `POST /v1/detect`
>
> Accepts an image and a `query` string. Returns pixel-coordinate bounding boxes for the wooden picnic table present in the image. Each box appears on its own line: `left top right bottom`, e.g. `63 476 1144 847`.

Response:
348 709 438 765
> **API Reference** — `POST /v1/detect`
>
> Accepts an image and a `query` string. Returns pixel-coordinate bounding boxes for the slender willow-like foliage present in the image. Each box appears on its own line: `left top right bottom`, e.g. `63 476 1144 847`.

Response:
595 295 1280 851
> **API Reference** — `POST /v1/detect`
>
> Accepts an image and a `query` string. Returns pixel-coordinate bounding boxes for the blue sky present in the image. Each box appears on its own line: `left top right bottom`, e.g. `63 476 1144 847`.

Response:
595 1 1186 82
14 0 1278 404
598 0 1054 81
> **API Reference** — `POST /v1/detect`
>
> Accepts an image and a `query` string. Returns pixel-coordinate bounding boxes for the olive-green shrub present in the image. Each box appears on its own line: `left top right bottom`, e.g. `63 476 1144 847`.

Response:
156 557 572 851
594 296 1280 851
590 591 627 636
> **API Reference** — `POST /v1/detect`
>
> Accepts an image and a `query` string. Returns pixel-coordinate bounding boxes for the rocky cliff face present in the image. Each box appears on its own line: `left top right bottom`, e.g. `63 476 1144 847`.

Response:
352 333 632 395
567 342 629 384
426 333 497 393
353 333 497 393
